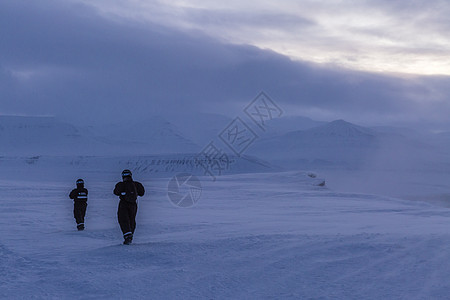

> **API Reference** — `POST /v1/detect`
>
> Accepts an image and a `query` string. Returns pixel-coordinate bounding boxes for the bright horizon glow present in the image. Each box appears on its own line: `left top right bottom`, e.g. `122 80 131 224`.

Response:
77 0 450 76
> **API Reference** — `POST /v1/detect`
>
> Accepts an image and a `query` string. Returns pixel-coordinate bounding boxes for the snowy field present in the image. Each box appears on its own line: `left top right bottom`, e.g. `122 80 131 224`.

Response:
2 169 450 299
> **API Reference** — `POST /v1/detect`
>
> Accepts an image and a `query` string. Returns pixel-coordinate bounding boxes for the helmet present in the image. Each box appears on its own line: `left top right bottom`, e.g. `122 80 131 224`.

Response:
122 169 132 178
76 179 84 185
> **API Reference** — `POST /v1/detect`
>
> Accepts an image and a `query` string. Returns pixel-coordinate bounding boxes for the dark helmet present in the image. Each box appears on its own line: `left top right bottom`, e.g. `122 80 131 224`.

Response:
122 169 132 178
76 178 84 186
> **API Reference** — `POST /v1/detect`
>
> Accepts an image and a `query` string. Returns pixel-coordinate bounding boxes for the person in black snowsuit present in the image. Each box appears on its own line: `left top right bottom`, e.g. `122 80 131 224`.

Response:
113 170 145 245
69 179 88 231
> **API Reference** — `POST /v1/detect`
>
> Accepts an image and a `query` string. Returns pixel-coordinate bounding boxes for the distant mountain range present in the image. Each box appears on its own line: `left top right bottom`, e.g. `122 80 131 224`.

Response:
0 115 199 156
249 120 379 169
0 116 95 156
1 114 449 173
249 119 446 170
0 114 330 156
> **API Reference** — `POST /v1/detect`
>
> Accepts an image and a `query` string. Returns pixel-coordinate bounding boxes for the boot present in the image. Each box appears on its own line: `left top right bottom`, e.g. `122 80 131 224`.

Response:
123 233 133 245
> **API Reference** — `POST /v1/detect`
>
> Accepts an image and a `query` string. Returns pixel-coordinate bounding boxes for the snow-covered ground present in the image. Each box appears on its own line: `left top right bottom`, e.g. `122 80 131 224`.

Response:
2 170 450 299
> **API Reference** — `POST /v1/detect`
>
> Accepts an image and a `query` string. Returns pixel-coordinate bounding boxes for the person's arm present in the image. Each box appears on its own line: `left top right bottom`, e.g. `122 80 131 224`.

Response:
113 183 121 196
69 189 76 199
136 182 145 197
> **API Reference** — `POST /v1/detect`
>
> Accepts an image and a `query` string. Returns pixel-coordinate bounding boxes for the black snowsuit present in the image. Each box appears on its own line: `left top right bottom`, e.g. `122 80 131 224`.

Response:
113 178 145 238
69 184 88 229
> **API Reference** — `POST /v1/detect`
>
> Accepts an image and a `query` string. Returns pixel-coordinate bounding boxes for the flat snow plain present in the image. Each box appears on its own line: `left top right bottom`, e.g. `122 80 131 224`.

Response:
1 171 450 299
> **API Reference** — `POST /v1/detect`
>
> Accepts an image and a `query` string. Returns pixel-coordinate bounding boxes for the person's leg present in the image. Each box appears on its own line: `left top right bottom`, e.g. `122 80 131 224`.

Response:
80 202 87 229
130 203 137 235
73 205 78 223
81 202 87 222
74 202 84 230
118 201 132 243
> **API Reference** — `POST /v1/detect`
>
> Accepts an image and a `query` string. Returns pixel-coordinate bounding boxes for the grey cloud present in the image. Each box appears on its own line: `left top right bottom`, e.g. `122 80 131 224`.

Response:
181 8 316 31
356 0 450 37
0 0 449 129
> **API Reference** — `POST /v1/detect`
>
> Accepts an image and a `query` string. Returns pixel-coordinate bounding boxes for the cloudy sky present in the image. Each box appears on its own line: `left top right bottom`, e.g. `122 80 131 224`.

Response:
1 0 449 129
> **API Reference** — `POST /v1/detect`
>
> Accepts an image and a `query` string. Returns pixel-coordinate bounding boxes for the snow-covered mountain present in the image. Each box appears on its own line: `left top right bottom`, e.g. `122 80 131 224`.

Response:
0 115 200 156
263 115 326 137
166 112 233 145
0 116 105 155
250 118 450 174
87 116 200 155
2 115 448 175
163 113 325 145
0 115 280 178
0 153 278 181
250 119 379 169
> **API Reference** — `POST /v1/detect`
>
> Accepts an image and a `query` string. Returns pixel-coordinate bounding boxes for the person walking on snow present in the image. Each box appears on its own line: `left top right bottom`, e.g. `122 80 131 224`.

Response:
69 178 88 231
113 169 145 245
